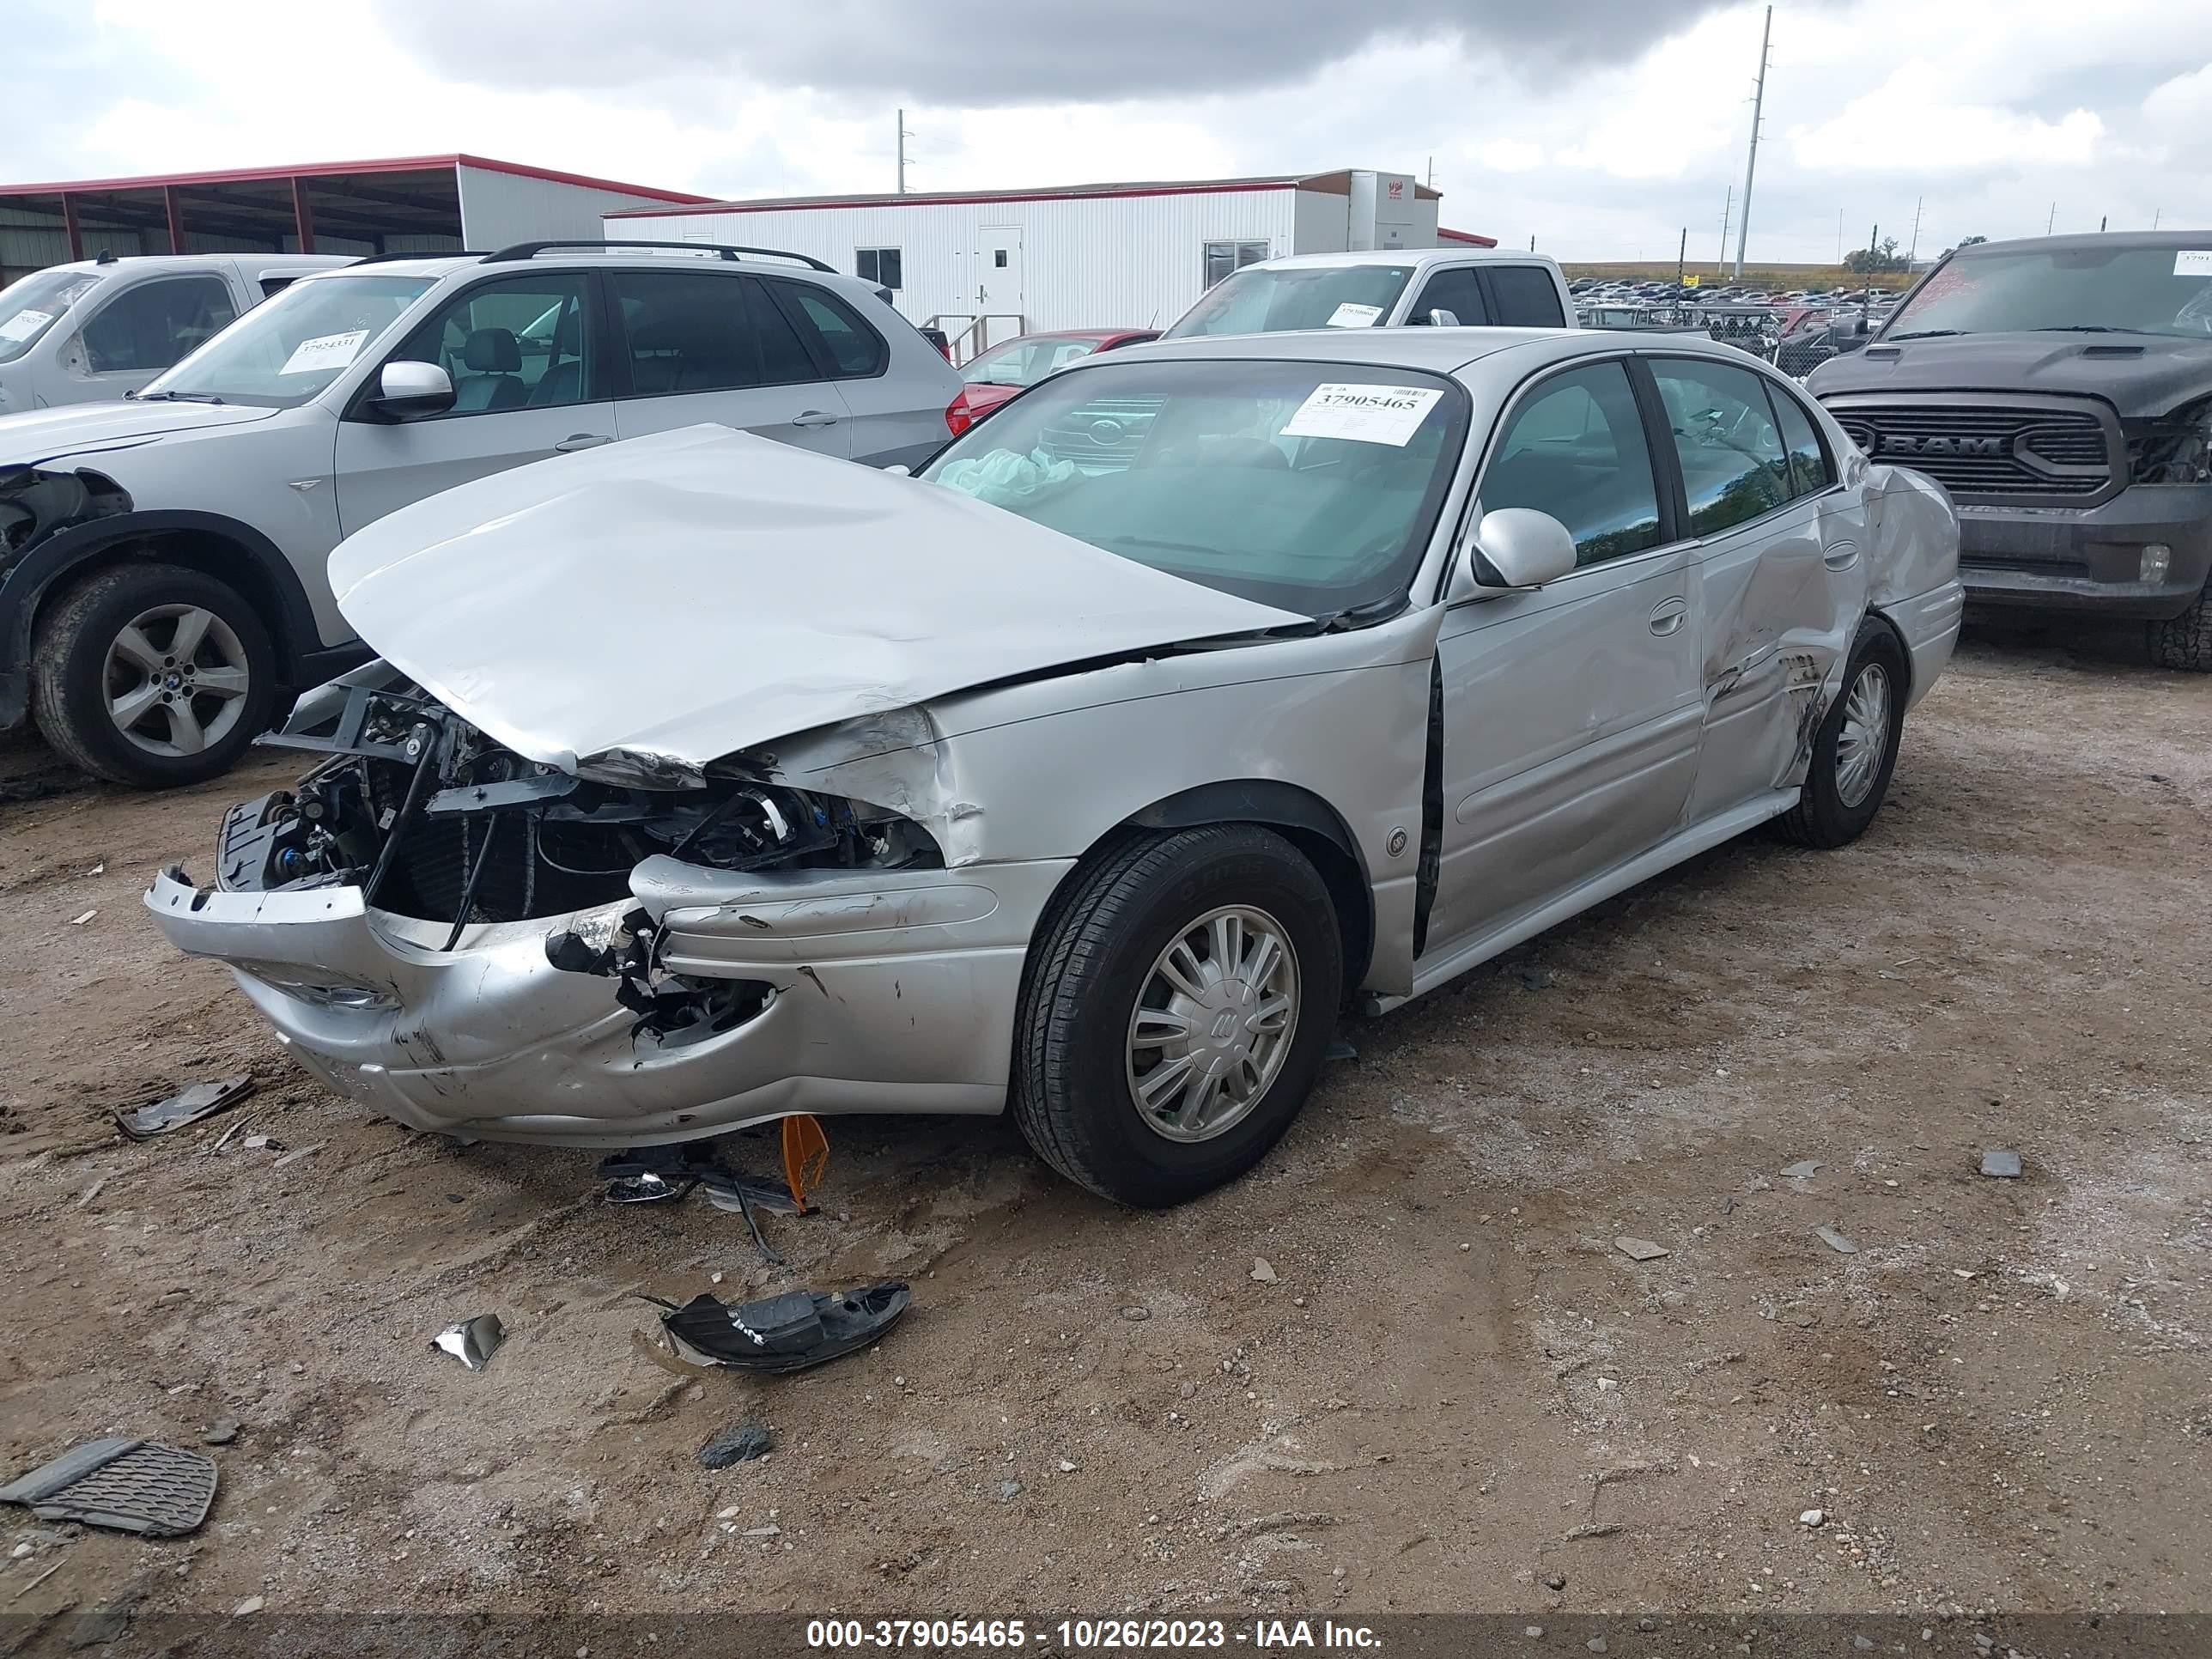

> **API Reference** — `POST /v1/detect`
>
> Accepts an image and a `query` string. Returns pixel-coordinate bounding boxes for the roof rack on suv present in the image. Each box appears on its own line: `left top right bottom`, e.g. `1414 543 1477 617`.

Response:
482 240 836 272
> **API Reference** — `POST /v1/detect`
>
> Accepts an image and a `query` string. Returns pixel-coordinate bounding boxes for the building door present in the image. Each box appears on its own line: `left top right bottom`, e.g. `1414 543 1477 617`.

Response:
976 225 1024 343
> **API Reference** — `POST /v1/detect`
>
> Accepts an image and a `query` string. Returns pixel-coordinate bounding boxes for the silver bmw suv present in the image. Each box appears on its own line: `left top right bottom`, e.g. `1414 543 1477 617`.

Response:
0 240 964 787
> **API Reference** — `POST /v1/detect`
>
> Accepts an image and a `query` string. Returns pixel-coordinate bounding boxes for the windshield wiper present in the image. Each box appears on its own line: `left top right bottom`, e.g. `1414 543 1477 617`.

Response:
130 390 224 404
2030 325 2154 336
1886 329 1964 340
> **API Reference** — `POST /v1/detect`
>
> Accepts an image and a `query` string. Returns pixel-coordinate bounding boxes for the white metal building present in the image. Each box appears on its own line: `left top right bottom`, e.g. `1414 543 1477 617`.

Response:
607 169 1484 350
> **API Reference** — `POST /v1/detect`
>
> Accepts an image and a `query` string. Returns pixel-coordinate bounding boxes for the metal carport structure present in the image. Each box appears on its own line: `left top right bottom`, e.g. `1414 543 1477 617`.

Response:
0 155 713 284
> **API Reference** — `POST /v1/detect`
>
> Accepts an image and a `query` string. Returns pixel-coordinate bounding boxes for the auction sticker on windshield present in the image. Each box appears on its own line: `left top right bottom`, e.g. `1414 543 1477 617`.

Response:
2175 251 2212 276
0 308 53 343
280 329 369 377
1281 382 1443 446
1325 301 1384 328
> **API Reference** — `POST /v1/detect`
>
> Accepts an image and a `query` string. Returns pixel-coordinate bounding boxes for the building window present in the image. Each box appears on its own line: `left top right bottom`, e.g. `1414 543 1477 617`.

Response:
856 247 902 290
1203 240 1271 289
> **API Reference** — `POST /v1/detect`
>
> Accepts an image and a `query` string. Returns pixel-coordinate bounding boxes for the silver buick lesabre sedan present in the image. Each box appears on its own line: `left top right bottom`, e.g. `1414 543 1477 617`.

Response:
146 328 1962 1207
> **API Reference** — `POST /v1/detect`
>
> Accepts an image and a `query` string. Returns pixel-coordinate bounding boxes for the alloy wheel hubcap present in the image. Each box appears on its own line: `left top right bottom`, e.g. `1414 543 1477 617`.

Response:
1126 904 1299 1144
105 605 250 758
1834 661 1892 808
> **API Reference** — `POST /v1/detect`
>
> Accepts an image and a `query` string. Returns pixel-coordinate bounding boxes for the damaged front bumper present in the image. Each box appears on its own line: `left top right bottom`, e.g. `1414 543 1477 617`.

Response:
143 856 1070 1146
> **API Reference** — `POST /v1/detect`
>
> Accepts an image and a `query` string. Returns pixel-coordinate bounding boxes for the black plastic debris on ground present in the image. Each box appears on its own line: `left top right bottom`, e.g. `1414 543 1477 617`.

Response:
698 1419 776 1469
0 1438 216 1537
115 1075 255 1139
661 1282 910 1375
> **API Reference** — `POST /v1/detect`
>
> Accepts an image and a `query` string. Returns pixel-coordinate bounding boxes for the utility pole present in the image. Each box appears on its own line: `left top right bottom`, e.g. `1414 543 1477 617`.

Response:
2046 202 2057 234
1426 155 1434 189
896 108 914 195
1733 3 1772 279
1863 221 1877 323
2154 207 2163 228
2099 214 2107 233
1836 208 1844 264
1677 226 1687 290
1717 185 1733 274
1906 196 1923 264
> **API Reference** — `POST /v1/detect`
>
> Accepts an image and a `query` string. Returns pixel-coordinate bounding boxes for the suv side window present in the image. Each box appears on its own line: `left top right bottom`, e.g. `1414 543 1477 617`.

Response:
390 274 593 413
1650 358 1794 534
81 276 238 374
777 283 888 379
610 269 827 395
1486 265 1567 328
1410 266 1491 325
1480 361 1662 568
1764 382 1834 498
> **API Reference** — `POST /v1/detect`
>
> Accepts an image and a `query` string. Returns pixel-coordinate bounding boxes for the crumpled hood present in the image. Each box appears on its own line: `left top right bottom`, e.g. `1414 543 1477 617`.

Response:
1808 331 2212 419
330 423 1304 775
0 398 279 465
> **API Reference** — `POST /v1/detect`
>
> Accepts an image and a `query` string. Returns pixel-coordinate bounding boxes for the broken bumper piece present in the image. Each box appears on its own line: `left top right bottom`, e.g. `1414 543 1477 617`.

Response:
142 858 1071 1146
662 1281 910 1373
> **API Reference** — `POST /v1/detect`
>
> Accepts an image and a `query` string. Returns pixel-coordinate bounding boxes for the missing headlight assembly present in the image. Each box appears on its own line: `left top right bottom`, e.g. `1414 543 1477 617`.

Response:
220 678 946 952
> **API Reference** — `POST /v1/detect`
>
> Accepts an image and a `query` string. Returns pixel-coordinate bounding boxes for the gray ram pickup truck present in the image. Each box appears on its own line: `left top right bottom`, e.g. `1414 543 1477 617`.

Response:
1808 231 2212 670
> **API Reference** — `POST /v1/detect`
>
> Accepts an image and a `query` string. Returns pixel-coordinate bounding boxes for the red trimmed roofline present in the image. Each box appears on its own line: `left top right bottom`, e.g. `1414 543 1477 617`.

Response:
0 155 712 204
1438 227 1498 246
607 179 1307 219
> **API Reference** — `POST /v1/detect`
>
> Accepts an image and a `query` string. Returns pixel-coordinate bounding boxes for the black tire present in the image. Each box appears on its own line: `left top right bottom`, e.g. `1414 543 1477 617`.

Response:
29 562 277 789
1774 620 1909 849
2148 579 2212 672
1012 824 1343 1208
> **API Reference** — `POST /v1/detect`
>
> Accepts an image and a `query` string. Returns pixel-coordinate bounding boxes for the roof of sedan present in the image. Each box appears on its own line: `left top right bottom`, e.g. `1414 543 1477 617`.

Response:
1111 325 1774 377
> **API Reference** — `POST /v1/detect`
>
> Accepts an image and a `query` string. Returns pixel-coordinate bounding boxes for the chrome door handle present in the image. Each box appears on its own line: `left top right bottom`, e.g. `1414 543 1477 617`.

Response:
790 410 840 428
1823 541 1861 570
554 434 613 452
1649 598 1688 637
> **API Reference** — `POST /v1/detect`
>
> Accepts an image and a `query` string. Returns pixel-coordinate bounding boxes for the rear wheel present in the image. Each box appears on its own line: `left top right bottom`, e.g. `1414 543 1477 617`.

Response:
1774 620 1908 849
2147 578 2212 672
1012 825 1342 1208
29 562 276 788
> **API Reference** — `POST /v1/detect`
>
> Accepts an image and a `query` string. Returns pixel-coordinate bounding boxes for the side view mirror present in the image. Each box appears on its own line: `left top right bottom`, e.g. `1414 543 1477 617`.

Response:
1425 308 1460 327
883 463 912 477
1470 507 1578 589
368 360 454 421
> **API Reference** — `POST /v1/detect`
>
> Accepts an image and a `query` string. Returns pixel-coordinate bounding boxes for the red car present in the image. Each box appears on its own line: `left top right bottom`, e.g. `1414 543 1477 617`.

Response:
945 328 1159 434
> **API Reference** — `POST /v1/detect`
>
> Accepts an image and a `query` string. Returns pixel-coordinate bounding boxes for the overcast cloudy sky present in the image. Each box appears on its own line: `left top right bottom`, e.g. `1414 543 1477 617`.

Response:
9 0 2210 263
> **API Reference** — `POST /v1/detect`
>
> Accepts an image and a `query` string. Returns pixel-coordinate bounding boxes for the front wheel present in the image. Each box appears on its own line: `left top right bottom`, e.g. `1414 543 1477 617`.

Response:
2147 578 2212 672
1012 825 1343 1208
29 562 277 788
1774 620 1908 849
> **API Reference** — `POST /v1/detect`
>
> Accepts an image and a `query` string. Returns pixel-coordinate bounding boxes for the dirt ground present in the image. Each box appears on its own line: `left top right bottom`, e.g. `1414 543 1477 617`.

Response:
1 623 2207 1650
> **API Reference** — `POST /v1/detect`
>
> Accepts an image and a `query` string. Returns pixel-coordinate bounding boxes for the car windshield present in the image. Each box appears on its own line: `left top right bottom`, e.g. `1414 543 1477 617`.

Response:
962 336 1106 387
920 357 1467 617
140 273 434 407
1882 245 2212 342
1162 264 1415 340
0 268 103 365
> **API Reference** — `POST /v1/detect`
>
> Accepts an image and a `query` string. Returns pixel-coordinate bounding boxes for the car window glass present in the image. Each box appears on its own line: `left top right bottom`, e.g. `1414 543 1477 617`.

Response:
1765 384 1832 498
1411 267 1490 325
1487 265 1568 327
392 276 591 415
608 269 764 397
746 280 819 384
1480 362 1662 567
81 276 238 374
920 359 1468 617
962 337 1099 387
1650 359 1793 534
782 284 885 378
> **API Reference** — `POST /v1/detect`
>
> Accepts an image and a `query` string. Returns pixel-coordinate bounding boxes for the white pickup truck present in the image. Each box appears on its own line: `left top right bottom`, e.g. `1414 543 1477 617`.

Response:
1159 248 1576 339
0 252 350 414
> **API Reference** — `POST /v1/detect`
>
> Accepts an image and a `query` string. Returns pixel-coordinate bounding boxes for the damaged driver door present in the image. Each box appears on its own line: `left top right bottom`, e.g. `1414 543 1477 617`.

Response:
1644 357 1869 823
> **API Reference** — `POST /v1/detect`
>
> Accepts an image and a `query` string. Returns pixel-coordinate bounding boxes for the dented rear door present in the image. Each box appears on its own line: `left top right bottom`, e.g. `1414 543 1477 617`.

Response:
1642 356 1868 823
